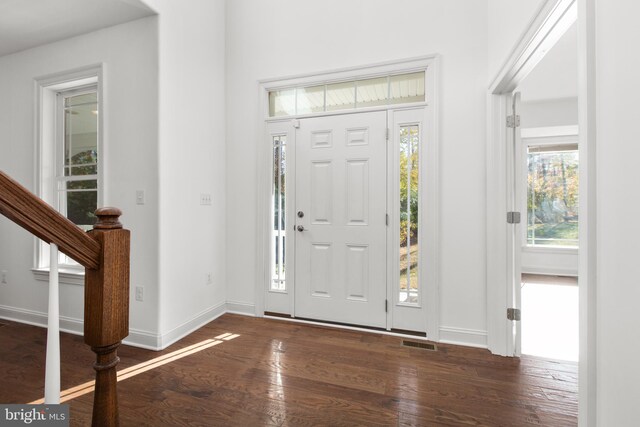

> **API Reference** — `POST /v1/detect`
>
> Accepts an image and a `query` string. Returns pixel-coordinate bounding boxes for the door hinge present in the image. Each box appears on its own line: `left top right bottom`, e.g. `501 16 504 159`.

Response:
386 128 390 141
385 214 389 226
292 119 300 129
507 211 521 224
506 114 520 128
507 308 521 321
385 299 388 313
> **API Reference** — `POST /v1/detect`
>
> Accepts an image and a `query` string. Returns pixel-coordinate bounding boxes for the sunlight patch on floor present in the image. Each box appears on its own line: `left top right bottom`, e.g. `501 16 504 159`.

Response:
30 333 240 404
521 278 578 362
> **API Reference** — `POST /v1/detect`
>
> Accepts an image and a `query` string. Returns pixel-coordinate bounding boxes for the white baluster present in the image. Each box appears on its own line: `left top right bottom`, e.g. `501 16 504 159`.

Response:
44 243 61 404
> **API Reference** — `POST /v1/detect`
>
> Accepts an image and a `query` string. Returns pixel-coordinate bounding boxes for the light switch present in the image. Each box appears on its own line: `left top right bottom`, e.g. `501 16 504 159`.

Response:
136 190 146 205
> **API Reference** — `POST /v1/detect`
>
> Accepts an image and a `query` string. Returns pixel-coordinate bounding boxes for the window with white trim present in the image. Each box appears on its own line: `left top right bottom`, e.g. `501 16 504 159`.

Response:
271 135 287 291
35 70 102 277
58 87 99 230
269 71 425 117
399 125 420 304
526 143 579 247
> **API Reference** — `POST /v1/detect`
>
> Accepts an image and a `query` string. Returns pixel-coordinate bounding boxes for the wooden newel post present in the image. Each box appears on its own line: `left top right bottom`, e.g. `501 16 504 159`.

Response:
84 208 130 427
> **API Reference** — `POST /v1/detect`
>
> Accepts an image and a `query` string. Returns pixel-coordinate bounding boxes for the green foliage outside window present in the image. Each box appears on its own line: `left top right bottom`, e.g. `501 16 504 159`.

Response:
527 148 579 247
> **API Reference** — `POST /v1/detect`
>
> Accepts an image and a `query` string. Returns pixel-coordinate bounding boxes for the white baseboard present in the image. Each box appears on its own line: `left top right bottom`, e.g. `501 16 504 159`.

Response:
226 300 256 316
158 301 227 350
124 328 161 350
1 303 490 352
0 301 228 351
439 326 488 349
0 304 84 336
0 304 166 350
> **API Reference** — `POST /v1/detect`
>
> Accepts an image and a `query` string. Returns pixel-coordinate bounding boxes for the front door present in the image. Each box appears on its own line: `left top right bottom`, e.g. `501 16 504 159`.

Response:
294 111 387 328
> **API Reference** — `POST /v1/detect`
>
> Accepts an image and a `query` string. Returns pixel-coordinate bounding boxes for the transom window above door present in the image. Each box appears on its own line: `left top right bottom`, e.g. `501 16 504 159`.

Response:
268 71 425 117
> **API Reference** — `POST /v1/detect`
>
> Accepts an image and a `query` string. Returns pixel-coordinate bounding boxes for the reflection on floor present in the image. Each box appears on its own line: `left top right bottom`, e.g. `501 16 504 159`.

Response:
1 314 578 425
521 273 579 362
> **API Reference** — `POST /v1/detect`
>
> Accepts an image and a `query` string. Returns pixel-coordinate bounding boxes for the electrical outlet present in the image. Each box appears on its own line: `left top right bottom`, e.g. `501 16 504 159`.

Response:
135 286 144 302
206 273 213 285
1 270 7 285
200 193 212 205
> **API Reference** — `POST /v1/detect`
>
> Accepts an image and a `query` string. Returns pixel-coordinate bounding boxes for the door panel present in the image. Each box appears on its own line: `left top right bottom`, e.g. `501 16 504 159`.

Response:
265 121 295 315
389 108 428 332
295 111 387 328
507 92 523 356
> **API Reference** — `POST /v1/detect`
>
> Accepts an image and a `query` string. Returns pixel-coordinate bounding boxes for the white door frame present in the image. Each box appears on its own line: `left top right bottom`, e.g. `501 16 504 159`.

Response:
486 0 596 424
255 56 440 338
507 92 523 358
263 120 297 316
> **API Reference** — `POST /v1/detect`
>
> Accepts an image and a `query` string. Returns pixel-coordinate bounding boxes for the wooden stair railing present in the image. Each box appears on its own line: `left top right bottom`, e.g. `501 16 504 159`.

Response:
0 170 130 427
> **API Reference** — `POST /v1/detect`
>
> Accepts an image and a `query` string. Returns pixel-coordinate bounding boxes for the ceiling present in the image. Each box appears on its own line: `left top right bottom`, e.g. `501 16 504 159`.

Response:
517 21 578 102
0 0 156 57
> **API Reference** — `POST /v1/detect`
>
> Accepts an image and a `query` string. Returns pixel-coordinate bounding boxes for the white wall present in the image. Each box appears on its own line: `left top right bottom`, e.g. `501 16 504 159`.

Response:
520 98 578 128
0 17 160 342
516 21 578 101
140 0 227 346
595 1 640 424
488 0 546 79
226 0 489 345
521 247 577 276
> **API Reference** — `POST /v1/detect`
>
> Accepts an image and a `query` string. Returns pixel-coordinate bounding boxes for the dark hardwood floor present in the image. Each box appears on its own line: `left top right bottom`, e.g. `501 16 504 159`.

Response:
0 314 577 426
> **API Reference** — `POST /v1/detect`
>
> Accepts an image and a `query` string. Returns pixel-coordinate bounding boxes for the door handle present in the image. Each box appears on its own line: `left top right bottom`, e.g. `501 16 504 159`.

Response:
297 225 305 232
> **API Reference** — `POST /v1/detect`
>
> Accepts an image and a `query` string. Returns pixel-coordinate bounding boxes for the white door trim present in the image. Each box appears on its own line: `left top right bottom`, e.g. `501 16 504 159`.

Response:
387 107 439 338
576 0 597 424
486 0 596 425
487 0 577 353
263 121 296 315
255 57 440 338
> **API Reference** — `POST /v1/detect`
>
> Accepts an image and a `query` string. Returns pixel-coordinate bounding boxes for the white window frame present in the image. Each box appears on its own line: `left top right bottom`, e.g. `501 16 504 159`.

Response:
270 133 288 293
519 126 579 251
32 65 104 285
264 121 296 315
393 119 423 307
256 56 440 339
267 71 427 117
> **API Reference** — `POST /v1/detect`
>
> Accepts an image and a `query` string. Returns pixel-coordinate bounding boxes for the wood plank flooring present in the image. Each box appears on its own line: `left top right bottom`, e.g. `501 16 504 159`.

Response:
0 314 577 426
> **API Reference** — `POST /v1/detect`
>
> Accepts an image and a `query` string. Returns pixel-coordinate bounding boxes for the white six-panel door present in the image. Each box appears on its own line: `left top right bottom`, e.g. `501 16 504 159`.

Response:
294 111 388 328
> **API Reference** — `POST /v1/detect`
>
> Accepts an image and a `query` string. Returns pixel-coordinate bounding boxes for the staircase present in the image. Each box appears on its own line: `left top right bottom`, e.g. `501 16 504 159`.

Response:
0 170 130 427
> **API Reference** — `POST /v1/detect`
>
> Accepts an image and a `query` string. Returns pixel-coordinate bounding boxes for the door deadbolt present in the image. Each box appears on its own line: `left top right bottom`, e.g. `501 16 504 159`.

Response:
297 211 304 218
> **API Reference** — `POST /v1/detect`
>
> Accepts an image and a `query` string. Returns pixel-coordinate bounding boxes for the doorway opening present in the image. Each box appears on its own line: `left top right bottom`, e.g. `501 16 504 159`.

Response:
515 20 579 362
521 274 578 361
487 0 595 422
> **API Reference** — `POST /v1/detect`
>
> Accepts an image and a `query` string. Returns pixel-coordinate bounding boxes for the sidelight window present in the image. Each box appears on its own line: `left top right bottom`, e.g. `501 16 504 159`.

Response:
271 135 287 291
399 125 420 304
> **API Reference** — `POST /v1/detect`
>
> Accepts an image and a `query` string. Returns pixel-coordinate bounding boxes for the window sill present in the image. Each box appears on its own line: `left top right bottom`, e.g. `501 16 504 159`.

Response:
32 268 85 286
522 245 578 255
